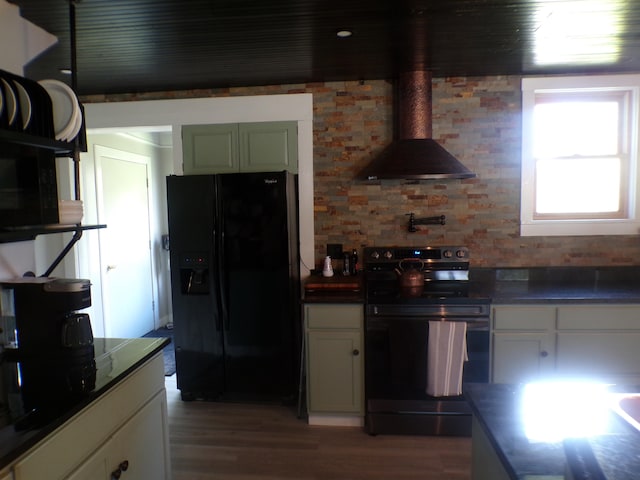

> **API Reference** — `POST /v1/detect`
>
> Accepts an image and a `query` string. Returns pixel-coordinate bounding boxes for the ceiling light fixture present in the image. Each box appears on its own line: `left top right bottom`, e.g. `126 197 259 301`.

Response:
336 29 353 38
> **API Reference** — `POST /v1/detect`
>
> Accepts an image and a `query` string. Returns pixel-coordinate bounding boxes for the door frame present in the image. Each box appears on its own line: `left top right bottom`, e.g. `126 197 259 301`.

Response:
93 144 157 337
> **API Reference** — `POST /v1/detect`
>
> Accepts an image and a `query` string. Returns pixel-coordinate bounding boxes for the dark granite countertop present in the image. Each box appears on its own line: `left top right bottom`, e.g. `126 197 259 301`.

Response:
303 292 364 303
302 267 640 304
470 267 640 304
302 273 364 304
466 383 640 480
0 336 169 469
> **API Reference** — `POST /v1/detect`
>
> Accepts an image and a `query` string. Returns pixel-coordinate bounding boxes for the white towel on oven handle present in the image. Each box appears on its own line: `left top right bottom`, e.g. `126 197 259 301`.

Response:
426 320 468 397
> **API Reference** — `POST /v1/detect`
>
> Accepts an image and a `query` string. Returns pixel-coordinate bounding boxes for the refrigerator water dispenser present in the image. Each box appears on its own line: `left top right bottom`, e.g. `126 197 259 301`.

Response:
179 254 210 295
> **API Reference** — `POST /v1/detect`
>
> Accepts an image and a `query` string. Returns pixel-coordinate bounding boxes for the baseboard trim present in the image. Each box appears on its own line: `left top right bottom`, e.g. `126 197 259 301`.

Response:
308 414 364 427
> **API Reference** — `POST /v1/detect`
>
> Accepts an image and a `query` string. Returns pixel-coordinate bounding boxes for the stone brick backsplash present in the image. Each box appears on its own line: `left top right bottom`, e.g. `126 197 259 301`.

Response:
84 76 640 269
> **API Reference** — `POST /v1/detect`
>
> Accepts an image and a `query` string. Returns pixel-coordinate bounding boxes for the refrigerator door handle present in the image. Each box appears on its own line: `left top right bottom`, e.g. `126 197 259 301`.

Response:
214 182 230 331
210 226 224 332
218 230 230 331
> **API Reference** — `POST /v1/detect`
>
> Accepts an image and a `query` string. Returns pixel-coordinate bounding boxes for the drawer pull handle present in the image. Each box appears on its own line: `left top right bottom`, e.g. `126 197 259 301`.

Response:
353 349 360 356
111 460 129 479
540 351 549 358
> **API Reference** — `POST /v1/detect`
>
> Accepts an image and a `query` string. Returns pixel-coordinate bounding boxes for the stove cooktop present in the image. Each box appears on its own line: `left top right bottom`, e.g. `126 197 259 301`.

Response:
363 246 482 304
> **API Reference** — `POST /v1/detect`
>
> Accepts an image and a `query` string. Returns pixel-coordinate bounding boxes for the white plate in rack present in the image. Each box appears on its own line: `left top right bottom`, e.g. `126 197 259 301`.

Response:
12 79 32 131
38 79 80 141
1 78 18 127
0 81 4 123
66 103 83 142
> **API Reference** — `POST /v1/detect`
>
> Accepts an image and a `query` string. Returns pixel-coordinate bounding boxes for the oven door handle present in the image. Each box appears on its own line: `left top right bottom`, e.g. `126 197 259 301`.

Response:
466 322 489 331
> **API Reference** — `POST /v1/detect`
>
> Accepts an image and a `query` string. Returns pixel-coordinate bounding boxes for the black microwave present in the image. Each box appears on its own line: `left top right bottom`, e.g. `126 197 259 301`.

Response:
0 143 59 228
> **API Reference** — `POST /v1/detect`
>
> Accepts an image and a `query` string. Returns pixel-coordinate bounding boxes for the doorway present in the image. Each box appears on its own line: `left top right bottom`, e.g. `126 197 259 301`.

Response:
73 131 173 339
95 145 155 338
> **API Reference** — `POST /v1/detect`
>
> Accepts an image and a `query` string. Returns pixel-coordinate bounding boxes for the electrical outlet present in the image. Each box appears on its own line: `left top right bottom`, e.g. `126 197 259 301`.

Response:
326 243 343 258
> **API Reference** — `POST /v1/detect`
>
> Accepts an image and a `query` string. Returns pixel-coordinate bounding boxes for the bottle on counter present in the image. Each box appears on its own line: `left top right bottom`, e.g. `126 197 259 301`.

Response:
322 256 334 277
342 252 351 276
350 249 358 275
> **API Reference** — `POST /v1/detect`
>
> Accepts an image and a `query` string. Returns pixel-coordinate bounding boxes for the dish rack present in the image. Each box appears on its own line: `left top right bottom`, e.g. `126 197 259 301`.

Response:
0 2 105 277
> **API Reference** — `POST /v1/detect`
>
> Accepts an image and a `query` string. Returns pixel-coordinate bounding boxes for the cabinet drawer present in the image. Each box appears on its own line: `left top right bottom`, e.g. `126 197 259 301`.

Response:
493 306 556 331
557 305 640 330
305 304 363 329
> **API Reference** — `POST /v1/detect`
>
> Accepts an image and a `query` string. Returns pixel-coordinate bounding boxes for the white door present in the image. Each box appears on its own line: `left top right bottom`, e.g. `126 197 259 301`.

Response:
95 145 155 338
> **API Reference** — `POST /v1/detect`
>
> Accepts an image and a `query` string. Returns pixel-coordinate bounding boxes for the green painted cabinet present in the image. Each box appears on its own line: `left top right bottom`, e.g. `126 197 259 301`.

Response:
491 306 555 384
492 304 640 385
182 123 238 174
555 305 640 384
471 417 511 480
305 303 364 422
182 121 298 174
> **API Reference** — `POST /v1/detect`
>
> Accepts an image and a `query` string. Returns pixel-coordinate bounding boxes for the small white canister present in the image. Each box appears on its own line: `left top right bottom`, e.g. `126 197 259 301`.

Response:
322 256 334 277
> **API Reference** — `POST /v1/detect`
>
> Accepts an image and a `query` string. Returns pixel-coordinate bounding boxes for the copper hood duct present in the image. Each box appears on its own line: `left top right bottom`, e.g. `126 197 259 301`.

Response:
358 70 475 180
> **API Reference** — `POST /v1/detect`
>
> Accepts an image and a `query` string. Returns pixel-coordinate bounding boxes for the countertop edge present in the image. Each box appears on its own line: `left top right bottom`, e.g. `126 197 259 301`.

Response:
489 296 640 304
0 337 168 470
466 384 520 480
465 383 640 480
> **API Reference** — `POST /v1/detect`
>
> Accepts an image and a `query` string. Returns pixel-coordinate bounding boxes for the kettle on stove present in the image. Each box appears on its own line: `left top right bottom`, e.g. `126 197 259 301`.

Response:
395 259 425 288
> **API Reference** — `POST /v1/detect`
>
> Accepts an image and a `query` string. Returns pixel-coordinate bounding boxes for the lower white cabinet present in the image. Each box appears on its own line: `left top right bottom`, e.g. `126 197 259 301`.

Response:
66 392 168 480
492 304 640 385
11 353 170 480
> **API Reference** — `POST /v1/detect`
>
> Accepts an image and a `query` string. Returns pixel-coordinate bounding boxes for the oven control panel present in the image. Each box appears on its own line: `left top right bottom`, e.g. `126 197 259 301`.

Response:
364 246 469 264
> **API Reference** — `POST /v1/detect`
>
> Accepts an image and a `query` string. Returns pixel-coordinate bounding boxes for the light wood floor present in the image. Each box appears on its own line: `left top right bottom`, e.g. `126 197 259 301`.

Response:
165 375 472 480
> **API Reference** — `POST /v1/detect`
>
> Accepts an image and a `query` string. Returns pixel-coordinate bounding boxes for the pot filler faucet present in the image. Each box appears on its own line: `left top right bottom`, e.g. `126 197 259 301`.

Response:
407 213 446 232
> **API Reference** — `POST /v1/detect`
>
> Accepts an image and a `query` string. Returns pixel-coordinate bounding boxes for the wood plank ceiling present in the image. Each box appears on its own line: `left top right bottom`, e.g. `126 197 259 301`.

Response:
9 0 640 96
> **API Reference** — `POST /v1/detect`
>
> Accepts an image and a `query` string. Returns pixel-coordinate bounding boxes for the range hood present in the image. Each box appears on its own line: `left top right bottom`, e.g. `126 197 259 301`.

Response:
358 70 475 180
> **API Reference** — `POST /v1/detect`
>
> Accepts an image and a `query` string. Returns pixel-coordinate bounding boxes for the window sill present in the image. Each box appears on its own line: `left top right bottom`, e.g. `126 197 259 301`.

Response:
520 220 640 236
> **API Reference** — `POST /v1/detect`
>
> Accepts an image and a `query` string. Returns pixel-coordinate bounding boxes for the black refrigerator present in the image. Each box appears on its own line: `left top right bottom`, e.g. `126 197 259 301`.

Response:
166 172 300 402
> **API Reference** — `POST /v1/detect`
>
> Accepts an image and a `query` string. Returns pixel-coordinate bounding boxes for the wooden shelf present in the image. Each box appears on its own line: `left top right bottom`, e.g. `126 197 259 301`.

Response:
0 224 107 244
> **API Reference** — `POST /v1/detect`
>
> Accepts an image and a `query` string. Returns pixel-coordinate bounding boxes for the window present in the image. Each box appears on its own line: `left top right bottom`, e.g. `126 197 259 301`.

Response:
521 75 640 236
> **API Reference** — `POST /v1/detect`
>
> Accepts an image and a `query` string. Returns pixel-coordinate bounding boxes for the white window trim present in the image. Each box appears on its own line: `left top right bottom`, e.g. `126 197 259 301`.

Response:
521 74 640 236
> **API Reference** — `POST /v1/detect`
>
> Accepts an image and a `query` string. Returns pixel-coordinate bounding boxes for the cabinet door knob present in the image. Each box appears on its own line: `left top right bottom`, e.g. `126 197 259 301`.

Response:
540 350 549 358
120 460 129 471
352 349 360 356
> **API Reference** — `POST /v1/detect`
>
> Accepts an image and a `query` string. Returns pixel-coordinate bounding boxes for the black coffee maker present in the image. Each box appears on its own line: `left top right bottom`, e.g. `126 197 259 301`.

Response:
1 278 96 427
